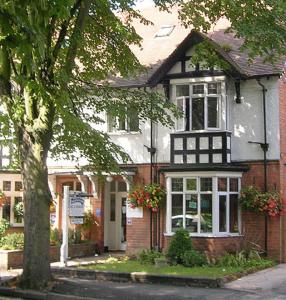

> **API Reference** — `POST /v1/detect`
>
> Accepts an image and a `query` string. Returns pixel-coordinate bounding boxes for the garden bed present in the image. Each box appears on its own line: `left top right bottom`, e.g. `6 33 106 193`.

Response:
79 259 275 278
0 243 96 270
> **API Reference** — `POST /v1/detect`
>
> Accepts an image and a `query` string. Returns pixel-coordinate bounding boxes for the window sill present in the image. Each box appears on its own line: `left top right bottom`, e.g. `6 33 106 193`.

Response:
172 129 232 134
11 224 24 228
163 232 242 238
108 131 141 136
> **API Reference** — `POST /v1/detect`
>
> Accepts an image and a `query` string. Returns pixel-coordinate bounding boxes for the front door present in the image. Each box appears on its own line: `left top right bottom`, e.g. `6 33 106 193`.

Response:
104 181 127 251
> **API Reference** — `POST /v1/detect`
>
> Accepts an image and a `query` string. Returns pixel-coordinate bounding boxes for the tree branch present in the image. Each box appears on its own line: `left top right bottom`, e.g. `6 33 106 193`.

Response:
64 0 91 76
52 0 82 65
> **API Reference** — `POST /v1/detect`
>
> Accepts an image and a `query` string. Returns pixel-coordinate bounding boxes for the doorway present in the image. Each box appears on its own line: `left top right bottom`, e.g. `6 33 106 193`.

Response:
104 180 127 251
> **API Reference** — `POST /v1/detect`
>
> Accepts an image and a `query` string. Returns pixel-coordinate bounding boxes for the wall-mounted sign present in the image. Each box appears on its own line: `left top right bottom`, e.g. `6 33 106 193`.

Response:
69 196 84 217
70 217 84 225
50 213 56 226
96 208 101 217
127 218 132 225
126 206 143 218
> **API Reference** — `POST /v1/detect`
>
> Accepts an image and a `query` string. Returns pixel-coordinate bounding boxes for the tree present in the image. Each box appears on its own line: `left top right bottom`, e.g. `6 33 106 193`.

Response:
0 0 178 289
156 0 286 63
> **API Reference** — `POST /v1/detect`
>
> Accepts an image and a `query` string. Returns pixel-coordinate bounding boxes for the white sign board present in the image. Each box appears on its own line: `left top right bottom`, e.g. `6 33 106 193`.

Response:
70 217 84 225
69 196 84 217
126 206 143 218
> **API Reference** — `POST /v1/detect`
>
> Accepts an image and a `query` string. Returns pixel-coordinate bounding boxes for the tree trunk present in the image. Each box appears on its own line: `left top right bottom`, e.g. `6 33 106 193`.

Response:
20 129 52 289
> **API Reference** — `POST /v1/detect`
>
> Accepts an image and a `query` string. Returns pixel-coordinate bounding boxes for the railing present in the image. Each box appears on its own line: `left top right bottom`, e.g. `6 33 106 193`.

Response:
170 131 231 165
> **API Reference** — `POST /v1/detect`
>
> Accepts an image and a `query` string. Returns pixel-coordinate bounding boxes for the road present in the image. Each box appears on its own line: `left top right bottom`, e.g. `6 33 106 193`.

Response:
49 277 286 300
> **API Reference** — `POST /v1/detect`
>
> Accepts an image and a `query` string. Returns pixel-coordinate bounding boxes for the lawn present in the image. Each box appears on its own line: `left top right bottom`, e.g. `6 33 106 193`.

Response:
80 258 274 278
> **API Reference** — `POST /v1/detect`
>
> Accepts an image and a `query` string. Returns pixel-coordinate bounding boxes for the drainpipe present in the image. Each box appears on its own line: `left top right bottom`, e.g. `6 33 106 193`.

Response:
257 79 269 254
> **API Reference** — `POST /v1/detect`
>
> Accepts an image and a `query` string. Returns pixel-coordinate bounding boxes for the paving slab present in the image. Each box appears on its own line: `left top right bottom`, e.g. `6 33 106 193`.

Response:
224 264 286 292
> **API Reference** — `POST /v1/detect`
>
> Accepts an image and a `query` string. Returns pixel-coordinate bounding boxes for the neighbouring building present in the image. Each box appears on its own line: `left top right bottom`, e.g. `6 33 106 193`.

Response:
1 6 286 261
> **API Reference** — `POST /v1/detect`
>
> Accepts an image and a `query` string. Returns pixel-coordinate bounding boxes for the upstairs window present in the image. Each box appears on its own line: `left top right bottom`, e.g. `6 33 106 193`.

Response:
175 82 221 131
155 25 175 38
108 109 139 133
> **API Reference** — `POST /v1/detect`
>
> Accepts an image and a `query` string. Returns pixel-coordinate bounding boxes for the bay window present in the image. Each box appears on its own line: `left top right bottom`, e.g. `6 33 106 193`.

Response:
167 174 241 236
175 82 222 131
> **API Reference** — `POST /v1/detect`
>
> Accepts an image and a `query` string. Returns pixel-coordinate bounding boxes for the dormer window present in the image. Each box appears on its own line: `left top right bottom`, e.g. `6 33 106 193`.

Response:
174 82 222 131
155 25 175 38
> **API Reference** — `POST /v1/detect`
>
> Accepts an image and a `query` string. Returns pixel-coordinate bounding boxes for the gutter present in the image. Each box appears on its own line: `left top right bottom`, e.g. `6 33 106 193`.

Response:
256 79 269 255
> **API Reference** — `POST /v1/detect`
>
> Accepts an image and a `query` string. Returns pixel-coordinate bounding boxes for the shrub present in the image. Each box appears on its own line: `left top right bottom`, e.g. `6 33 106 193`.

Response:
0 219 10 245
167 228 192 264
216 250 273 268
1 233 24 250
50 228 62 246
182 250 207 267
138 249 163 265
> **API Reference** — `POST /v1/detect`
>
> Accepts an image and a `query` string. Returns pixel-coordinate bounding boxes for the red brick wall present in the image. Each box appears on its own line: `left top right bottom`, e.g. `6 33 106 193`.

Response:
0 243 96 270
163 235 242 258
240 161 281 261
126 165 153 254
89 183 105 253
279 78 286 262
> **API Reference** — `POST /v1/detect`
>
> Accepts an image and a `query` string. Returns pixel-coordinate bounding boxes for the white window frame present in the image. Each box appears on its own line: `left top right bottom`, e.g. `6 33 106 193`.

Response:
165 171 241 237
0 177 24 227
107 112 140 134
172 77 226 132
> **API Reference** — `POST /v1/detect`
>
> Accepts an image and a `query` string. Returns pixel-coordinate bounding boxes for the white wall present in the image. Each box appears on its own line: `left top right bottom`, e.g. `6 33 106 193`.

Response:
47 77 281 169
229 77 280 161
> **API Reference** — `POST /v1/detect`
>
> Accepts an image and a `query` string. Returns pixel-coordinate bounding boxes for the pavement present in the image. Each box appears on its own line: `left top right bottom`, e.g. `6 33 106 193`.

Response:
1 257 286 299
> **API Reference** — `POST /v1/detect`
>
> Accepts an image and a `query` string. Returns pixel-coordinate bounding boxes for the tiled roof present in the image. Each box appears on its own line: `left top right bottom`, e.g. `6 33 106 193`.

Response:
110 6 284 87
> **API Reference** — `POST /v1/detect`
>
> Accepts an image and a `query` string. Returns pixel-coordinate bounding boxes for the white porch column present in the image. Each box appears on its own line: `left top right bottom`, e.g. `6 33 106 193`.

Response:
122 175 133 192
48 174 58 228
48 175 57 200
77 175 88 193
88 175 98 198
166 176 172 234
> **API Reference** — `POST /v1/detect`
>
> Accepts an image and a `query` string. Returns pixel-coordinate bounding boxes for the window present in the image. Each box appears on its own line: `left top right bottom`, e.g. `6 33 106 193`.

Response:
15 181 23 191
14 196 23 224
175 82 222 131
108 108 139 133
0 178 24 226
0 142 13 168
168 175 240 235
3 181 11 191
155 25 175 38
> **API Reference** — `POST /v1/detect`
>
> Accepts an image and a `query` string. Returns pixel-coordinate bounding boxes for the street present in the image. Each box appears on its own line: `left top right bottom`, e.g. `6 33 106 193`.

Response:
49 277 286 300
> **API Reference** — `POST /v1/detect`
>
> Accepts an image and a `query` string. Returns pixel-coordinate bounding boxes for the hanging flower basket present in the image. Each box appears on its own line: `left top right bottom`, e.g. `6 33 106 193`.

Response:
0 191 6 208
240 186 282 217
128 184 165 213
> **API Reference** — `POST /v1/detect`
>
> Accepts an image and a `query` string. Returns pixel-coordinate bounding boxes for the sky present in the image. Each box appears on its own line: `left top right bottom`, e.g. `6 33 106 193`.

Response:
135 0 155 8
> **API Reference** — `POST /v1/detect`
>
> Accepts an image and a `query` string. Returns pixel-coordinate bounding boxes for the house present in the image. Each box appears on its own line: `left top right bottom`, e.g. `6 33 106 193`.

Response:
1 6 286 261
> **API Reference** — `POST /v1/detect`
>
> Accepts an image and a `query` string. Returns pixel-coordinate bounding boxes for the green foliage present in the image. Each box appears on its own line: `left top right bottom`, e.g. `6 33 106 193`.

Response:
1 233 24 250
128 184 165 211
190 40 231 70
240 186 282 217
13 201 24 218
175 0 286 63
0 219 10 244
182 250 207 267
216 250 274 269
50 228 61 246
138 249 164 265
167 228 193 264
